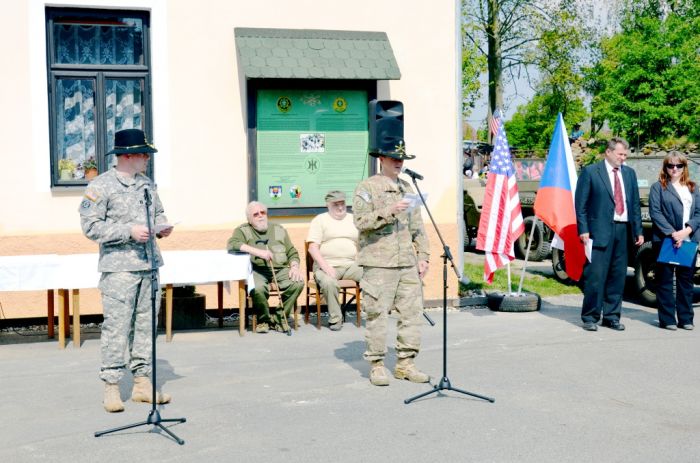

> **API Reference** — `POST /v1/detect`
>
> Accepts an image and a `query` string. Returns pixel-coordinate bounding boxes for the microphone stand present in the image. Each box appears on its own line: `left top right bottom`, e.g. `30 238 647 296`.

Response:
403 174 494 405
95 187 186 444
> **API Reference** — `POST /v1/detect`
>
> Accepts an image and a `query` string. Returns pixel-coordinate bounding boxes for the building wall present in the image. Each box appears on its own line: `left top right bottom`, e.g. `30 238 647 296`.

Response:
1 0 462 318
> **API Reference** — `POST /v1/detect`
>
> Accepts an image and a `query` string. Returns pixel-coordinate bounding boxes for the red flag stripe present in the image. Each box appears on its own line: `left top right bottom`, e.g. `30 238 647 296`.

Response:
489 116 500 137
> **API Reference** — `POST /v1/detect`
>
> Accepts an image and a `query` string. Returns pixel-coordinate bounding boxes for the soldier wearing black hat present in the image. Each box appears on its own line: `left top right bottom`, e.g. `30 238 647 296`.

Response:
79 129 173 412
353 122 431 386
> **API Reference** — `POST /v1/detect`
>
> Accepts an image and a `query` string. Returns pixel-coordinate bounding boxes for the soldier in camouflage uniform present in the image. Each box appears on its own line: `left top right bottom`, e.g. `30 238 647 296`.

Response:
79 129 172 413
353 138 431 386
227 201 304 333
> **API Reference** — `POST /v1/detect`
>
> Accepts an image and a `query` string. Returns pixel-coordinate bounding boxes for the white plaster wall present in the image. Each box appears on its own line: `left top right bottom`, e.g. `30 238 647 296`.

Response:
2 0 459 235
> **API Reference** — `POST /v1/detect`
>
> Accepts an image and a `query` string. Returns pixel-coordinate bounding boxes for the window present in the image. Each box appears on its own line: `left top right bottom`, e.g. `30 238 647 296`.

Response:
46 8 152 186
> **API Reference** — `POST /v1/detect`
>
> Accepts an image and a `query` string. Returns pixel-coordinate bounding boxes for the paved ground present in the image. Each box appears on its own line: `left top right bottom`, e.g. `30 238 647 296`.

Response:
2 260 700 462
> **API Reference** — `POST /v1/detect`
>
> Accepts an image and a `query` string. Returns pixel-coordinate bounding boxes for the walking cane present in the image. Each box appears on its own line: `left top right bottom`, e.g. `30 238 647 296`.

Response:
256 239 292 336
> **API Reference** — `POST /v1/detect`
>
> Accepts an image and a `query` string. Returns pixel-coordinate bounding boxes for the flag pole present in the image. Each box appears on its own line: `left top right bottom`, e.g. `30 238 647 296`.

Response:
506 261 512 295
517 217 538 295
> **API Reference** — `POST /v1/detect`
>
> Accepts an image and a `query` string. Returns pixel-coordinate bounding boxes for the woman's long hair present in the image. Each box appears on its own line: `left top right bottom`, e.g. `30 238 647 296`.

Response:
658 151 695 192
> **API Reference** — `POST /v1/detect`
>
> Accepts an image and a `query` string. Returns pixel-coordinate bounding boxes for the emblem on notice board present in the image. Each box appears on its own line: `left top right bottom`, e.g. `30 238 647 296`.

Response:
277 96 292 113
269 185 282 199
333 97 347 113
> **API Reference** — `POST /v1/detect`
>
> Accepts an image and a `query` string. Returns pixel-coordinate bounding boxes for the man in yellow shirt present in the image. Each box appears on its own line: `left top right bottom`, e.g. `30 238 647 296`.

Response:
307 191 362 331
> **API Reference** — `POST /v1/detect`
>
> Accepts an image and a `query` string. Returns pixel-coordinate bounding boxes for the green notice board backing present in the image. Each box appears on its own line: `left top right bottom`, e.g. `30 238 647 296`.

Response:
256 89 369 209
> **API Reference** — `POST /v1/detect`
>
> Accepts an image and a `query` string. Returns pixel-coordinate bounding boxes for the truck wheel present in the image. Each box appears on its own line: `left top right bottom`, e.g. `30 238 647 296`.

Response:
487 291 541 312
634 241 657 306
551 247 572 284
551 247 585 289
515 216 546 261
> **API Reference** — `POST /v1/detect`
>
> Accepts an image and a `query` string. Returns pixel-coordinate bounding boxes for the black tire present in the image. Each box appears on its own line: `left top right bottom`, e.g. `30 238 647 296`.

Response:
634 241 657 306
487 291 541 312
551 247 585 290
463 221 477 250
515 216 547 262
551 247 570 283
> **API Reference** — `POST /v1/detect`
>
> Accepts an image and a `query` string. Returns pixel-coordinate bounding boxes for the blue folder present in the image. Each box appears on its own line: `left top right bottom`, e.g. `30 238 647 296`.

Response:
657 238 698 267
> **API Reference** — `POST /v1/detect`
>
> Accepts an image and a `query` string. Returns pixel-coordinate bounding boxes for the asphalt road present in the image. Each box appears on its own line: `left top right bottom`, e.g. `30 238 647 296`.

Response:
1 287 699 462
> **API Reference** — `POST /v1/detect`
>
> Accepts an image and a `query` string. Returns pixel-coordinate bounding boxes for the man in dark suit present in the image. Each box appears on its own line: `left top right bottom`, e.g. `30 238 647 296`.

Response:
575 137 644 331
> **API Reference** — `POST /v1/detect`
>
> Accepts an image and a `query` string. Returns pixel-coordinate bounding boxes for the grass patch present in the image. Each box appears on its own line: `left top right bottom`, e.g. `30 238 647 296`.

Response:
459 262 581 297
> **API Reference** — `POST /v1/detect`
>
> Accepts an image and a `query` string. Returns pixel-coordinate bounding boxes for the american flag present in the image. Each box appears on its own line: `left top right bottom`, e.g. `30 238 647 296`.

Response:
476 122 524 283
489 109 502 137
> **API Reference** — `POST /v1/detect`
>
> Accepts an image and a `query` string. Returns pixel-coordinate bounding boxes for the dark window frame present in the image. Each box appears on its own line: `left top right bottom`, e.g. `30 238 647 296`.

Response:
246 78 377 217
45 7 153 187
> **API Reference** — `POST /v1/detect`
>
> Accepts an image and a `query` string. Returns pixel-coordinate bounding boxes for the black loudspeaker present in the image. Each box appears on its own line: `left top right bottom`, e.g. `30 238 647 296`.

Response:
369 100 404 154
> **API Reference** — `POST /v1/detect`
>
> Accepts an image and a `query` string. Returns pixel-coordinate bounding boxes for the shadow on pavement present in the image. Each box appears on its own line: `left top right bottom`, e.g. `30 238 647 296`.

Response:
334 340 368 379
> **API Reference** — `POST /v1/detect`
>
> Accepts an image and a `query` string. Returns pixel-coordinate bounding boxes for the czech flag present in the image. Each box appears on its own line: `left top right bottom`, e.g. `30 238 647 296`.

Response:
533 114 585 281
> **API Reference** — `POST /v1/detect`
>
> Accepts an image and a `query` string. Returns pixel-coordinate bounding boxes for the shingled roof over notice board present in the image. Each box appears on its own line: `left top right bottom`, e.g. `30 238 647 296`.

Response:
234 28 401 80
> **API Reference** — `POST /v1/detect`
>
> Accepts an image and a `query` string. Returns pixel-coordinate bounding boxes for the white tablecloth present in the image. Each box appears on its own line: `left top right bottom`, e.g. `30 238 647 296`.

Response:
0 254 62 291
0 251 253 291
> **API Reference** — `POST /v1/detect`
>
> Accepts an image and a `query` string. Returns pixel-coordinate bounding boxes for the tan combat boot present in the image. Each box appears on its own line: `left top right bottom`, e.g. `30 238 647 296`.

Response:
131 376 171 404
103 383 125 413
394 358 430 383
369 360 390 386
255 322 270 333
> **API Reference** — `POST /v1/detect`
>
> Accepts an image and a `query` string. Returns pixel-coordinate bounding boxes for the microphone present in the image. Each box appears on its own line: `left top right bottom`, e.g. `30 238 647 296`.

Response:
401 167 424 180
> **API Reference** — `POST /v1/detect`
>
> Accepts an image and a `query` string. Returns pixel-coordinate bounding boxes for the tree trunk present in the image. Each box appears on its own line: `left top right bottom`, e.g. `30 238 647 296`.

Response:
487 0 503 141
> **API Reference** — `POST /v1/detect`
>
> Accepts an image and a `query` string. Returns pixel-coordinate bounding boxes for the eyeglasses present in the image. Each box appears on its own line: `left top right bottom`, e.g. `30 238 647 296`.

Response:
252 210 267 217
666 163 685 170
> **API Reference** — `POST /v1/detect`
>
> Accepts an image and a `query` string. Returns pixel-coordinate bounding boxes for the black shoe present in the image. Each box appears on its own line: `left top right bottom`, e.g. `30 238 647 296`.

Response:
602 320 625 331
582 322 598 331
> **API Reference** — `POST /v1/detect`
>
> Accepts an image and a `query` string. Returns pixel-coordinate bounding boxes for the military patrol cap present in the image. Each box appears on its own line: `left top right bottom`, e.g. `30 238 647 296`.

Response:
107 129 158 156
324 190 346 202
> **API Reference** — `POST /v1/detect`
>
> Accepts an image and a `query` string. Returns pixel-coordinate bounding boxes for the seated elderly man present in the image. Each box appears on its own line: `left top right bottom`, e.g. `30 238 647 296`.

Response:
307 190 362 331
227 201 304 333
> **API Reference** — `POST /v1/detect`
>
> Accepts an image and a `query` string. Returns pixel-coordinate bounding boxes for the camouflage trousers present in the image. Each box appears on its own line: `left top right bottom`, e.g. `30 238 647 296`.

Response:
98 271 160 384
360 266 423 362
313 262 363 325
251 266 304 324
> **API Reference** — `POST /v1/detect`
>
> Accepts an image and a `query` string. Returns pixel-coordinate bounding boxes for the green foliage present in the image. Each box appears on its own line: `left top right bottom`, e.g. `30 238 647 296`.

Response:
82 156 97 170
58 158 76 172
578 150 600 168
505 94 587 151
462 22 487 118
589 7 700 144
459 263 581 297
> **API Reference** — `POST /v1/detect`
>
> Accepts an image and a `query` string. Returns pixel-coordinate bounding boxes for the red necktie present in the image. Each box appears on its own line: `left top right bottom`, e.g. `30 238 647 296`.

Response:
613 167 624 215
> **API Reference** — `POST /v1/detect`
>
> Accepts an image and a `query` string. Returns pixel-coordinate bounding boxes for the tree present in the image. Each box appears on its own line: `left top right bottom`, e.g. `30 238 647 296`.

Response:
505 93 587 152
463 0 593 127
589 2 700 144
464 0 541 117
461 21 487 119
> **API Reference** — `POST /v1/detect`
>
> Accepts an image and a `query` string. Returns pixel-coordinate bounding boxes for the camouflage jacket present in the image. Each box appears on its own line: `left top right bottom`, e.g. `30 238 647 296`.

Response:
227 223 300 272
353 174 429 267
79 168 167 272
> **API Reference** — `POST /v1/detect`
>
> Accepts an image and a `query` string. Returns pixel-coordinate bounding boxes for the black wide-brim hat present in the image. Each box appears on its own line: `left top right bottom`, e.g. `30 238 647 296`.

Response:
368 137 415 160
107 129 158 155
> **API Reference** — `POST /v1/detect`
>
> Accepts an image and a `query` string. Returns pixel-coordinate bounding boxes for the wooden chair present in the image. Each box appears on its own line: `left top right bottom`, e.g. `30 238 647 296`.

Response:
304 241 361 329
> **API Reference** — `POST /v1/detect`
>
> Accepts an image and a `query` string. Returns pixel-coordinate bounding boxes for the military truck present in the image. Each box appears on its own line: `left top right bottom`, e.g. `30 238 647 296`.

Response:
463 157 553 261
550 154 700 305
